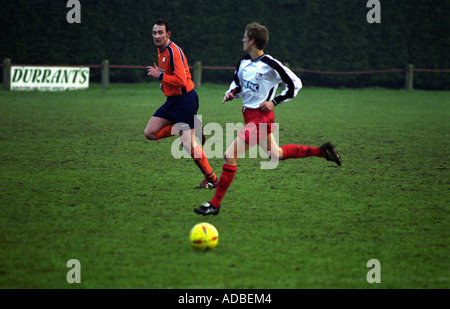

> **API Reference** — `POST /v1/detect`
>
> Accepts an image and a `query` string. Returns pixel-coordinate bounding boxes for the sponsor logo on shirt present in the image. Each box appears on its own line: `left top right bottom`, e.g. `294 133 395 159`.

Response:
242 79 259 92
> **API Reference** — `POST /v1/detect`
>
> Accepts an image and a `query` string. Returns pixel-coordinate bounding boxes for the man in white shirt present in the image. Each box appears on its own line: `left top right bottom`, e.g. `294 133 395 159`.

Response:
195 23 342 216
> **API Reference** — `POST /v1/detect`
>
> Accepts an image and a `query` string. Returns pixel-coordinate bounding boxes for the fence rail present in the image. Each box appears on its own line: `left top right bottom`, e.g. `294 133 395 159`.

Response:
2 58 450 91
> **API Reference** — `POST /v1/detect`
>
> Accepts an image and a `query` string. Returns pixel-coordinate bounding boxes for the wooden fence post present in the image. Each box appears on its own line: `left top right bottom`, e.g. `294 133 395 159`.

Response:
3 58 11 90
405 64 413 90
101 60 109 88
193 61 202 88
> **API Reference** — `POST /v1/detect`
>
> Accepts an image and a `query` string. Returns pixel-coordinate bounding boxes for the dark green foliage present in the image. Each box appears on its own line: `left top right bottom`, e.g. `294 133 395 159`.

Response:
1 0 449 88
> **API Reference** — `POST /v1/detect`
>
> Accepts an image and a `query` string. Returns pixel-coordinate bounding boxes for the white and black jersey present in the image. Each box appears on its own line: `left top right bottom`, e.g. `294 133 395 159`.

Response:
226 54 302 109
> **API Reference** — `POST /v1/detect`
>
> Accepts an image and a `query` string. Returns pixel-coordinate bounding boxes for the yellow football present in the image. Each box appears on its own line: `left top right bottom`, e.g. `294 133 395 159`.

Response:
189 222 219 251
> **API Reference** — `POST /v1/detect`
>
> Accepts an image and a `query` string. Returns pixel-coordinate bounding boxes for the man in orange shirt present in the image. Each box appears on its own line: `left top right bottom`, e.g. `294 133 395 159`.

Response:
146 19 218 189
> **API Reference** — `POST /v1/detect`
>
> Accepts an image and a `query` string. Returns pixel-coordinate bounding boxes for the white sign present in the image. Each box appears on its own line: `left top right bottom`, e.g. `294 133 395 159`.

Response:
11 66 89 91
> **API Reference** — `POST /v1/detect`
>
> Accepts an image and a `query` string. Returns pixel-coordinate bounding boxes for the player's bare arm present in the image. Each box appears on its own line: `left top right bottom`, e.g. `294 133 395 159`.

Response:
223 88 237 104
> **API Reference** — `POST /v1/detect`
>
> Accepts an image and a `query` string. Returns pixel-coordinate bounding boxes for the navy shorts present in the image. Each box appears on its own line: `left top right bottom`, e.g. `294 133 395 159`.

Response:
153 89 199 130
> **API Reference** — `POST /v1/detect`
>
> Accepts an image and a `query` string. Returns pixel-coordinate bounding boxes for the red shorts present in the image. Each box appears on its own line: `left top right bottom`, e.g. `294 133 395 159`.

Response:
237 107 276 146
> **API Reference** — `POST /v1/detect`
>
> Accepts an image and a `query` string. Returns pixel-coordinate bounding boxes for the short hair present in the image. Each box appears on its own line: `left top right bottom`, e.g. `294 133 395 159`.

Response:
245 23 269 50
154 19 170 32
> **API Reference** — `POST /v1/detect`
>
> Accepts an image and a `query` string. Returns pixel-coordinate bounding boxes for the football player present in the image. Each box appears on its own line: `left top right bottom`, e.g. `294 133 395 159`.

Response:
146 19 218 189
195 22 342 215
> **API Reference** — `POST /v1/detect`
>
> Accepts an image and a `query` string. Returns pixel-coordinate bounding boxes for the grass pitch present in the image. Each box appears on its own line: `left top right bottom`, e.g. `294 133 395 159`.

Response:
0 83 448 289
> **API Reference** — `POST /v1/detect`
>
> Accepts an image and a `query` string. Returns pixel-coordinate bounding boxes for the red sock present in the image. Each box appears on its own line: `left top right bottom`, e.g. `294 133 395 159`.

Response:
191 145 216 181
210 164 237 207
281 144 326 160
155 125 173 140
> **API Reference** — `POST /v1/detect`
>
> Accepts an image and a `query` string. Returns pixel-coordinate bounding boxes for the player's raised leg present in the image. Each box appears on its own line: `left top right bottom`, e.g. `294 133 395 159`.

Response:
144 116 174 140
259 132 283 162
259 132 342 165
319 142 342 166
278 138 342 166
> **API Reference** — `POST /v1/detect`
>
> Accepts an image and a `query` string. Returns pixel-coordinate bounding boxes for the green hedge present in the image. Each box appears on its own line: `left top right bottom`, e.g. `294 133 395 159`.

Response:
1 0 449 89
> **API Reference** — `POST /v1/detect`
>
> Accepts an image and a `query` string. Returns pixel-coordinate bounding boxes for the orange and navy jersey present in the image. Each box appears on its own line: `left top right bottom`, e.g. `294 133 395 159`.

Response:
157 41 195 97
